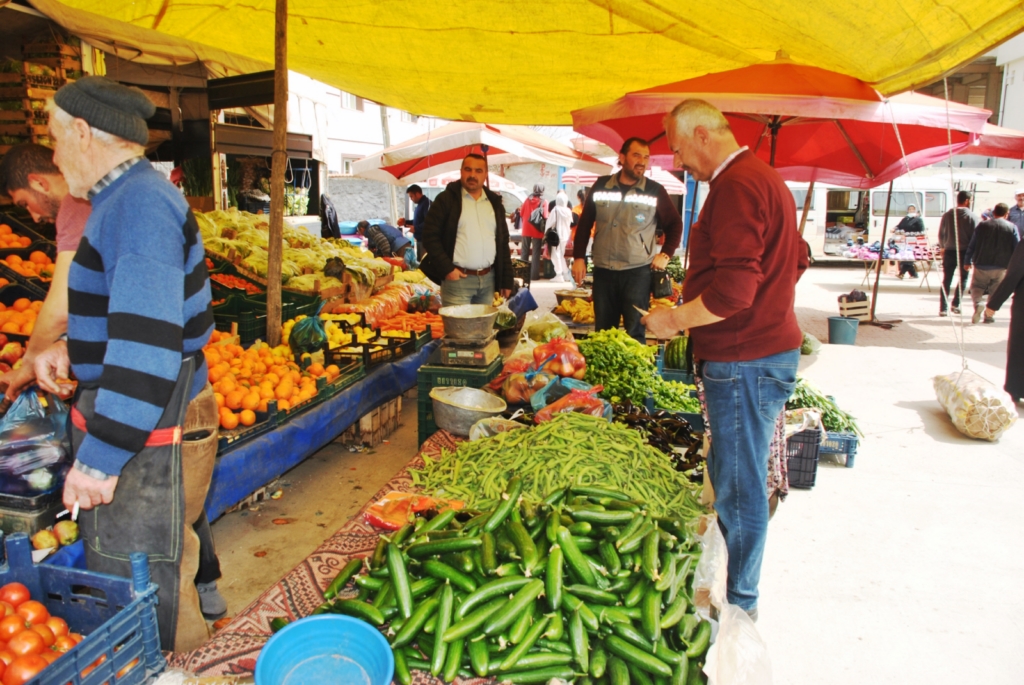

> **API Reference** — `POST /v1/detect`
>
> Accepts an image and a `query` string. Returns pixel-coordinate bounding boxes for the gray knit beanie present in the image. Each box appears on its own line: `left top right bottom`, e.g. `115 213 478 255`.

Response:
53 76 155 146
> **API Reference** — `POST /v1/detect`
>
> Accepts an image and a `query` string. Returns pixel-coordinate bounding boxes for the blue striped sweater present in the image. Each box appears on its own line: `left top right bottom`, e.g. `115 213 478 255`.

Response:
68 160 213 475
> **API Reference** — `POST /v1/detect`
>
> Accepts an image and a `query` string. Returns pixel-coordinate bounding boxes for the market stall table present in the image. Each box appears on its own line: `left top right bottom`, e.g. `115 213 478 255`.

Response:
204 339 440 522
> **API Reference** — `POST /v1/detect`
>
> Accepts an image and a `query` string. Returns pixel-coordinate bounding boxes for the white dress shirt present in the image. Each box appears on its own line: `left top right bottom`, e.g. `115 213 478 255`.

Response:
453 188 497 270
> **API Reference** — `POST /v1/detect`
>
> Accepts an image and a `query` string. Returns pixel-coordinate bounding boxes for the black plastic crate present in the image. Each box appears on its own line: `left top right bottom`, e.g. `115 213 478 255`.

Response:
325 334 412 369
0 211 50 244
786 429 821 489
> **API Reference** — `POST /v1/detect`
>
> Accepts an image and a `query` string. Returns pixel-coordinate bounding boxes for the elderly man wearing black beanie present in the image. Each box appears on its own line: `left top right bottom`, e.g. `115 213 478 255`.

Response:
34 76 218 651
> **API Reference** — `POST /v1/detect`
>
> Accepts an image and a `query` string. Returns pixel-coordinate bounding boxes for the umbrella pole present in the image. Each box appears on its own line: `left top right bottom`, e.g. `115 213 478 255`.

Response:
266 0 287 346
867 180 901 328
482 144 490 188
798 180 814 236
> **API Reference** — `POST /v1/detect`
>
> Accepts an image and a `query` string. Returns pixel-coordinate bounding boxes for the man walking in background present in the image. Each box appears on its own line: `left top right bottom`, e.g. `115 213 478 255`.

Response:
966 203 1019 324
938 190 978 316
407 184 430 260
571 137 682 342
419 153 513 305
519 184 547 281
643 99 806 620
1008 189 1024 240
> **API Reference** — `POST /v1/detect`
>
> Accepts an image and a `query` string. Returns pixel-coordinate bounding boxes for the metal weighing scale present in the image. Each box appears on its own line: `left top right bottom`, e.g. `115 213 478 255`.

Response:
438 332 501 367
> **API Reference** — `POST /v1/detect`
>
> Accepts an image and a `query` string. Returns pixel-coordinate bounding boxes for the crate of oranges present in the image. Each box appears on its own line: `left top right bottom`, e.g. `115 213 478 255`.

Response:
0 247 55 294
0 285 44 339
203 330 350 453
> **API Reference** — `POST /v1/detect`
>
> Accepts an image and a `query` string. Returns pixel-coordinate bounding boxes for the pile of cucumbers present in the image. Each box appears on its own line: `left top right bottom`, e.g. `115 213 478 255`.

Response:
297 477 712 684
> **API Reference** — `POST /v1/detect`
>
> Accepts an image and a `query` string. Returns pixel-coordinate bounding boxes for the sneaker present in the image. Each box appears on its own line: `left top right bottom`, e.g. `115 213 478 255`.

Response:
197 581 228 619
972 307 983 325
984 316 996 324
939 311 948 317
951 306 961 315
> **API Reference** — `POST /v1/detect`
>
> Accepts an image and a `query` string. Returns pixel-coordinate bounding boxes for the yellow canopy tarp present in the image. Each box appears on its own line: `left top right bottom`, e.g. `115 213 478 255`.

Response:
34 0 1024 125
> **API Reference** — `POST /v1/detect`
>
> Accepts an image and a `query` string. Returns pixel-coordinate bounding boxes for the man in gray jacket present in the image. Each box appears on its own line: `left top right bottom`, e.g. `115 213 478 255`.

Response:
937 190 978 316
966 203 1020 323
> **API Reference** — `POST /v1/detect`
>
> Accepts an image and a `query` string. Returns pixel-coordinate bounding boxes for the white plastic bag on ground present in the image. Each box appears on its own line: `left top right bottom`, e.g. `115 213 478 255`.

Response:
693 514 774 685
934 369 1018 441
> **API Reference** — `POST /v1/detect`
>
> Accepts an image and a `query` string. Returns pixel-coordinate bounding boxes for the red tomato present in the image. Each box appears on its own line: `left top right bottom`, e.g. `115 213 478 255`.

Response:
37 650 57 665
0 618 25 643
52 636 75 653
0 604 13 618
43 617 67 639
27 626 52 649
68 633 83 645
0 587 28 611
6 631 43 657
2 654 47 685
14 603 47 627
116 657 139 678
0 652 13 667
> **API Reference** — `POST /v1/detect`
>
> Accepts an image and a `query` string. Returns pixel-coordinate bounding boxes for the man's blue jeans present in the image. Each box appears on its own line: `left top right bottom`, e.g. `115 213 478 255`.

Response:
592 265 652 342
702 349 800 610
440 271 495 306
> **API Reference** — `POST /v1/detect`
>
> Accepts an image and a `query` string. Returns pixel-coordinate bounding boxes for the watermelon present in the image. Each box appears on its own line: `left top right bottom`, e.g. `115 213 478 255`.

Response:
664 335 690 370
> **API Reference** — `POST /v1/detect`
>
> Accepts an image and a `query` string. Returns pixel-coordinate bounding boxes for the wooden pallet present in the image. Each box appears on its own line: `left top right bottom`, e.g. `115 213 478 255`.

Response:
335 397 403 447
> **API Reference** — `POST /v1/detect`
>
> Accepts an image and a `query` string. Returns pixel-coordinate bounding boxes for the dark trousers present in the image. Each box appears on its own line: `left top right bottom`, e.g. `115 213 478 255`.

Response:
941 250 969 311
593 265 652 343
193 510 222 585
415 236 425 262
899 261 918 277
521 237 543 280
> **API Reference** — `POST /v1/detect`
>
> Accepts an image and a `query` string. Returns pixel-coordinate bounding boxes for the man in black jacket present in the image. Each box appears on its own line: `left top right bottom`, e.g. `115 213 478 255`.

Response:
966 203 1020 323
420 153 514 305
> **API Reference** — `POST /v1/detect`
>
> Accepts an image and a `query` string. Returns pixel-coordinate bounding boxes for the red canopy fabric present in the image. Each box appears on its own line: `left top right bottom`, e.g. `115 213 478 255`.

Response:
968 123 1024 160
571 63 991 189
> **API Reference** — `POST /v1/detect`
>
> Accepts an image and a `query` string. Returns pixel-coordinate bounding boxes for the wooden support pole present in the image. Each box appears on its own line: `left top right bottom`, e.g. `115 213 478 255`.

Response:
267 0 288 347
798 180 814 237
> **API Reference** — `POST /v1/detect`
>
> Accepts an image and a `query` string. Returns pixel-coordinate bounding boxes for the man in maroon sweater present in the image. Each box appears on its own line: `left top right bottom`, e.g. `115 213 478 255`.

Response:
644 99 807 619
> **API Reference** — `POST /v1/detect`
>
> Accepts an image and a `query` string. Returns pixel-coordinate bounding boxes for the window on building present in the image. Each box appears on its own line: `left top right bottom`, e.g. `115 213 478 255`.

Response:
340 92 363 111
790 188 815 210
341 157 355 176
924 192 946 216
401 111 418 124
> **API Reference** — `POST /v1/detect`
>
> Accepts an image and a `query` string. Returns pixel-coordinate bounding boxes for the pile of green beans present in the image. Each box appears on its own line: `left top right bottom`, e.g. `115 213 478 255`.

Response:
291 480 712 684
410 412 704 519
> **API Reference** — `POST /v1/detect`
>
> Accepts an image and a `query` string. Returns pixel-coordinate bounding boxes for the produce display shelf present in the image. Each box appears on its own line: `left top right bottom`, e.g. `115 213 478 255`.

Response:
818 431 859 468
203 340 439 522
0 532 165 685
786 429 822 489
0 211 51 244
321 359 366 398
325 334 414 369
0 261 49 297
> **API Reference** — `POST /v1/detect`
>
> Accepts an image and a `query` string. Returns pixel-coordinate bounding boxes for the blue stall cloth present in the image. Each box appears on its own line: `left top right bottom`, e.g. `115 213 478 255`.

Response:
203 340 439 522
507 287 538 319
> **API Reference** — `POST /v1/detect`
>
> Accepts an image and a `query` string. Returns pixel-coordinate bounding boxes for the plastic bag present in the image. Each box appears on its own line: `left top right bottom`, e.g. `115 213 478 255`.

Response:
530 377 592 412
934 370 1018 441
532 338 587 379
502 365 554 405
489 357 531 391
288 302 328 354
522 309 571 344
534 385 612 423
0 390 70 494
494 304 518 331
469 417 528 441
800 332 822 355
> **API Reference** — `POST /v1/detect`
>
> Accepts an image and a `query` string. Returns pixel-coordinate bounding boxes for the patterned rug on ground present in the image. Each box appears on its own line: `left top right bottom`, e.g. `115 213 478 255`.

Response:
167 430 489 683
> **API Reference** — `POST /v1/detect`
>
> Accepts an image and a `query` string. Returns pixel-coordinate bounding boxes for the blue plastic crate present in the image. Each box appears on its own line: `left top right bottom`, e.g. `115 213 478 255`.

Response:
643 393 705 432
817 431 859 468
0 533 165 685
655 344 695 385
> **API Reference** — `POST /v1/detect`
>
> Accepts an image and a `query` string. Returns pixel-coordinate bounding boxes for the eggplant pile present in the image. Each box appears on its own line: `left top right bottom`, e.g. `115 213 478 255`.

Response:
611 402 704 479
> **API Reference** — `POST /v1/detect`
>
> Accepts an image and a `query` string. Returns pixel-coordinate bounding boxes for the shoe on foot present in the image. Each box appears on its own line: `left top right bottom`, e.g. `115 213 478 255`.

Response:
939 311 948 317
984 316 995 324
197 581 228 619
951 306 961 315
972 307 983 325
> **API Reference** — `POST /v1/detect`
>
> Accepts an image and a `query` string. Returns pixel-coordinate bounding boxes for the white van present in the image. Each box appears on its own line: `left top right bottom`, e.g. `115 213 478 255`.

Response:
786 177 953 261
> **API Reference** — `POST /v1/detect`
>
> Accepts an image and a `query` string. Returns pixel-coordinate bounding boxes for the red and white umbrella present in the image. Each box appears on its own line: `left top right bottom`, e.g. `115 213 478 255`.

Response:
561 166 686 194
353 122 611 185
422 171 527 195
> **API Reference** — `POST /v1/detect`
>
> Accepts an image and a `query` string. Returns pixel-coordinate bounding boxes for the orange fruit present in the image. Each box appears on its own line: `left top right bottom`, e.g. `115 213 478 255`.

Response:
325 364 340 378
307 363 324 377
213 392 225 408
4 255 19 266
28 301 41 313
0 225 10 235
219 410 239 430
0 323 19 334
19 321 33 336
11 299 29 313
241 392 260 411
239 409 256 427
216 378 236 395
18 237 31 248
277 399 291 411
257 398 269 412
225 390 245 410
28 252 47 265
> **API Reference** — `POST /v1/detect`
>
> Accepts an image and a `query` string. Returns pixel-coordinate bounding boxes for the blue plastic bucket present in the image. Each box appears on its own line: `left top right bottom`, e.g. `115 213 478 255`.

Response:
827 316 859 345
255 615 393 685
